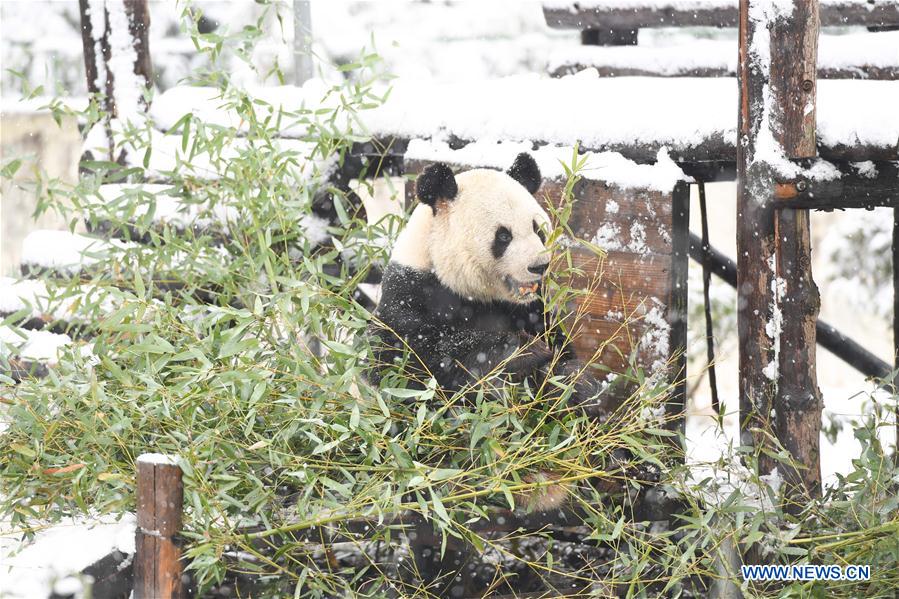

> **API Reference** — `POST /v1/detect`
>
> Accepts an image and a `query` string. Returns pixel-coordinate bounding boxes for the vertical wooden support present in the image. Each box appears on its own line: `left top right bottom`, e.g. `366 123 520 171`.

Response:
894 207 899 467
668 181 691 440
737 0 822 504
78 0 153 160
135 453 185 599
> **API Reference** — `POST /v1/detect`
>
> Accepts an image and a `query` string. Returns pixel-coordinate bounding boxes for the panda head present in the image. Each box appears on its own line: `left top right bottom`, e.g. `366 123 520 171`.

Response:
412 152 551 305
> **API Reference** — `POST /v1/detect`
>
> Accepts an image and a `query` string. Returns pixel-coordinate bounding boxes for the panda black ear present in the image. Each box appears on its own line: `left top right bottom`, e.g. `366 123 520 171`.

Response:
416 163 458 210
507 153 541 195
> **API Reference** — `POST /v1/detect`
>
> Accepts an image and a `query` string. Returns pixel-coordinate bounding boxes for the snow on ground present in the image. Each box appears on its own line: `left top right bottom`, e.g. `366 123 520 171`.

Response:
0 326 73 363
20 230 131 274
0 514 135 598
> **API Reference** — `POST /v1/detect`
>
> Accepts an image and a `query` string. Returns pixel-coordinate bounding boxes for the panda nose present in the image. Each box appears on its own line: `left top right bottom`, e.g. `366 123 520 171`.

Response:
528 262 549 276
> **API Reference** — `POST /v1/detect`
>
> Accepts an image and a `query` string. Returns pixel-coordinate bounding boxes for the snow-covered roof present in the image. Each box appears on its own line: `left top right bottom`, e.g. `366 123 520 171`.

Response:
151 74 899 162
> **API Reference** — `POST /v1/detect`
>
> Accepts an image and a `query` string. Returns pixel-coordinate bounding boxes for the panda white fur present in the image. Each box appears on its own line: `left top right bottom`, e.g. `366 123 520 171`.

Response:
368 153 608 415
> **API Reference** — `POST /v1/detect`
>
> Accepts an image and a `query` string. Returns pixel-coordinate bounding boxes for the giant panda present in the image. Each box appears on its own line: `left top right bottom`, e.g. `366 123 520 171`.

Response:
367 153 609 416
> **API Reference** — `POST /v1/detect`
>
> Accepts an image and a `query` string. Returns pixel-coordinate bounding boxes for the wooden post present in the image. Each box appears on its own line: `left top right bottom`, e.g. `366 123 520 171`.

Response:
894 207 899 467
668 181 691 439
78 0 153 160
134 453 185 599
737 0 822 505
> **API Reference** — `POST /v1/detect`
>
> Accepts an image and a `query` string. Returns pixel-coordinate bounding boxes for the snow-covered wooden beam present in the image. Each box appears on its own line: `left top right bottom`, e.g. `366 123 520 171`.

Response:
548 31 899 80
151 79 899 167
544 0 899 30
773 160 898 209
737 0 823 507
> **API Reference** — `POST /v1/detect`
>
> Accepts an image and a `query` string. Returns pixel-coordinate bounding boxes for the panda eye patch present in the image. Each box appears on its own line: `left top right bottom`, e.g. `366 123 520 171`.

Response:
492 226 513 258
533 220 546 243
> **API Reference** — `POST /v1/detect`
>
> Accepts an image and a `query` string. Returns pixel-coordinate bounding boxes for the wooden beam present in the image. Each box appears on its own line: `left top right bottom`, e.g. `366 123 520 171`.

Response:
737 0 823 505
773 161 899 210
134 454 185 599
544 1 899 30
550 63 899 81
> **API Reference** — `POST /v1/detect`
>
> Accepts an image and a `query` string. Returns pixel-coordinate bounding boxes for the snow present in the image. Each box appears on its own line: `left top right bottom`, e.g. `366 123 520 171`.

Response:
0 277 115 324
20 230 130 273
299 213 332 247
545 0 877 9
93 184 239 229
851 160 878 178
137 453 180 466
548 31 899 76
763 255 786 382
406 138 689 191
152 76 899 158
641 301 671 374
0 327 72 363
0 514 135 599
106 1 144 123
86 0 107 95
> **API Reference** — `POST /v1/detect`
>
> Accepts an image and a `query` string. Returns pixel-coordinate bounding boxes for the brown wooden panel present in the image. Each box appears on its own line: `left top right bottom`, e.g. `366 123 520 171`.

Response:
568 316 670 376
563 250 672 299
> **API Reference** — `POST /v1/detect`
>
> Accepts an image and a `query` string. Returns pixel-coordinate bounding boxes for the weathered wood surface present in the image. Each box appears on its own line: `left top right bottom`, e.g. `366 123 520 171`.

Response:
544 0 899 30
550 61 899 80
737 0 822 505
773 160 899 209
134 454 185 599
78 0 153 161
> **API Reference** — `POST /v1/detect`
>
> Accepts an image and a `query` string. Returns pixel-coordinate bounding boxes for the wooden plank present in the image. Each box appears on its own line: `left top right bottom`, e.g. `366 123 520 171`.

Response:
550 62 899 80
134 454 184 599
544 1 899 30
569 317 650 372
773 161 899 210
567 251 673 299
